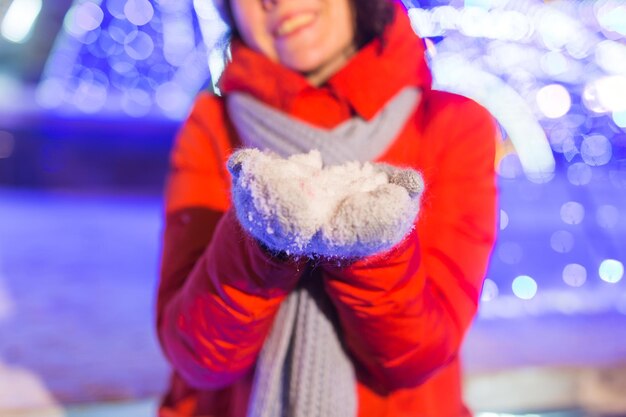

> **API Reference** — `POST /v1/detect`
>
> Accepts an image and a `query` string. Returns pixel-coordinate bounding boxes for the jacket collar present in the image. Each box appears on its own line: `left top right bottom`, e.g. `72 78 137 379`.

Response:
218 3 432 121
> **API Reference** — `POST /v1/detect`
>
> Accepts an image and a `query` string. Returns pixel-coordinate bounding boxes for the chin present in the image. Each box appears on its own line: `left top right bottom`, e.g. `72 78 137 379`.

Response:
282 53 327 74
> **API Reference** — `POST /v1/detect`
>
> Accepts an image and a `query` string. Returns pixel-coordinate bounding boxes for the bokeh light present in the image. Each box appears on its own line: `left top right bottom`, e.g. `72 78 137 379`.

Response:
481 279 499 302
595 76 626 111
550 230 575 253
109 18 138 43
536 84 571 119
124 31 154 61
580 134 613 166
560 201 585 225
613 110 626 128
124 0 154 26
563 264 587 287
594 40 626 74
599 259 624 284
596 1 626 35
566 162 593 186
36 0 226 118
107 0 127 19
512 275 538 300
75 2 104 32
540 51 569 76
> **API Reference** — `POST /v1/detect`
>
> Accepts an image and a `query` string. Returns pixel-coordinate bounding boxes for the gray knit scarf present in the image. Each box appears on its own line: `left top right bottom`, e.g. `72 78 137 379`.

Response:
226 87 419 417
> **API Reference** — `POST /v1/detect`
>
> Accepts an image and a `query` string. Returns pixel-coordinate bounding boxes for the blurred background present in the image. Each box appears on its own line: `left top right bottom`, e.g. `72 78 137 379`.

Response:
0 0 625 416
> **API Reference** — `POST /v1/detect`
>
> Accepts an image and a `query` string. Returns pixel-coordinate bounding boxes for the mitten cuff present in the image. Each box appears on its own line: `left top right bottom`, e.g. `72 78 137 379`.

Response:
221 208 307 294
322 227 421 284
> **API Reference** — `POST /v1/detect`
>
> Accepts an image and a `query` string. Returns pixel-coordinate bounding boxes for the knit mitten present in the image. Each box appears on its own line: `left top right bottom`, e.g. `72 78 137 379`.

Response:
228 149 424 259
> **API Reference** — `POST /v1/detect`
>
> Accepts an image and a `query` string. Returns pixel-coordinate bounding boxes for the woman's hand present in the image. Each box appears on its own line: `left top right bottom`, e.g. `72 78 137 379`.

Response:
227 149 424 259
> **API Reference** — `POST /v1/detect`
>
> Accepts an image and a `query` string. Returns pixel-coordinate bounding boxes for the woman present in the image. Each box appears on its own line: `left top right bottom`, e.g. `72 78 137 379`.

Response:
157 0 498 416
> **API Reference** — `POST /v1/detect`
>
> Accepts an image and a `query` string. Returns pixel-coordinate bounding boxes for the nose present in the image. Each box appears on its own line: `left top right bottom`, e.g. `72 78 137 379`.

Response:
261 0 278 11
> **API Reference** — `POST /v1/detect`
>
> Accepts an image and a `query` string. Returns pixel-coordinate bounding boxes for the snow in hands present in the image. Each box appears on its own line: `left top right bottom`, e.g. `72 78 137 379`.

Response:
228 149 424 259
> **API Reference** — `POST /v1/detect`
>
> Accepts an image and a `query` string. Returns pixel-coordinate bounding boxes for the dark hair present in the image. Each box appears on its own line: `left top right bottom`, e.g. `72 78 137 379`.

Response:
221 0 396 49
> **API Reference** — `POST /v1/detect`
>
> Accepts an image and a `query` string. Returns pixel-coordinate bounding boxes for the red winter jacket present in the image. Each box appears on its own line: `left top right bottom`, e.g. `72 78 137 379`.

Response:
157 5 497 417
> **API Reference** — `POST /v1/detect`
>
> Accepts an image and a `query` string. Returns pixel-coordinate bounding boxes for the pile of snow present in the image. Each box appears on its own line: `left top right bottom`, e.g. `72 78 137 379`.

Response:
228 149 424 258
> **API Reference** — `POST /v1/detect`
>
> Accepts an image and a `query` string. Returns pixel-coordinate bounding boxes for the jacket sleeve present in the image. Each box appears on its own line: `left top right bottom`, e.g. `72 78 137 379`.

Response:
322 98 498 393
156 93 305 390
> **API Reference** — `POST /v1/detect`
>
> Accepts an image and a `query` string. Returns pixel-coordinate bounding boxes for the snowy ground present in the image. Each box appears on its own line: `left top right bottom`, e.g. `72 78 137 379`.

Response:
0 189 169 410
0 187 625 416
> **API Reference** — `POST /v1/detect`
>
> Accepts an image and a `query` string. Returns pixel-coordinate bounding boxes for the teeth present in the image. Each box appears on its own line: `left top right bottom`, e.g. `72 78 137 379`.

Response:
277 13 315 36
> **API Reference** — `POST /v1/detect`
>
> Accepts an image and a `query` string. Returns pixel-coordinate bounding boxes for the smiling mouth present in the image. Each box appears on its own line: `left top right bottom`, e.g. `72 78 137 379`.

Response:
276 13 316 37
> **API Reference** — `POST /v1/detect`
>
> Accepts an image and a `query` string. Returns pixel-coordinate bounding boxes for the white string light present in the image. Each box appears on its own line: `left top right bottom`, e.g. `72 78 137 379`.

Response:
1 0 42 43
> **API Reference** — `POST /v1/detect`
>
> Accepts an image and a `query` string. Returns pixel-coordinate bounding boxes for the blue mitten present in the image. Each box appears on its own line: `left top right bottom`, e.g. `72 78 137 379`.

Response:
227 149 424 259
